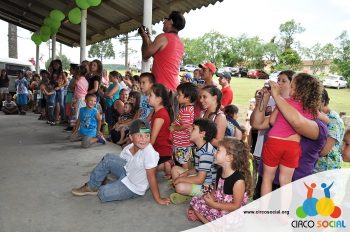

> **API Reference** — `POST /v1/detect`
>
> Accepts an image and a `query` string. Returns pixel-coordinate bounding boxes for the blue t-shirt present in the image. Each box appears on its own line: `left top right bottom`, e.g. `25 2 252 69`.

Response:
79 107 98 137
139 94 153 120
105 83 120 107
194 142 217 185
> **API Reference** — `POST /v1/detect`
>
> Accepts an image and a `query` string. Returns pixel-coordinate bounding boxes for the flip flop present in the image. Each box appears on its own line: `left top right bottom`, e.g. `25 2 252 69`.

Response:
170 193 192 204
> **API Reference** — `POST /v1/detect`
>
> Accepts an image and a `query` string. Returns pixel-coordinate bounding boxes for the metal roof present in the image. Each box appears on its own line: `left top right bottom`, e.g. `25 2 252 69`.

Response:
0 0 223 47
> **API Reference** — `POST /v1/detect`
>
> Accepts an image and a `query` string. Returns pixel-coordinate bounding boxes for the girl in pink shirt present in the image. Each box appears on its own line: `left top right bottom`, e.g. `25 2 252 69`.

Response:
261 72 322 197
73 65 89 120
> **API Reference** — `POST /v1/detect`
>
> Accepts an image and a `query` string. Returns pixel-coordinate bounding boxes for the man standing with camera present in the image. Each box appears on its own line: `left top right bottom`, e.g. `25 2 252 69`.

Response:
139 11 185 91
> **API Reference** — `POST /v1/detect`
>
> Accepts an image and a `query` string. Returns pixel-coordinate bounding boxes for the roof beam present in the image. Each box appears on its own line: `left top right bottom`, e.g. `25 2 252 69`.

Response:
153 0 172 14
103 1 142 24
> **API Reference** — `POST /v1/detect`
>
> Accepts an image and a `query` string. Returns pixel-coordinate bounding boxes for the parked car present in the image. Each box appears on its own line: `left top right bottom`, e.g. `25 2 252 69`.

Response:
232 67 248 77
269 71 281 82
323 75 348 89
183 64 197 72
216 67 237 76
247 69 269 79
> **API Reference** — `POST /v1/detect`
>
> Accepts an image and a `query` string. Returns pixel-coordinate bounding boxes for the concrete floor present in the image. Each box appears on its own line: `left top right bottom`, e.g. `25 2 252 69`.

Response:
0 112 201 232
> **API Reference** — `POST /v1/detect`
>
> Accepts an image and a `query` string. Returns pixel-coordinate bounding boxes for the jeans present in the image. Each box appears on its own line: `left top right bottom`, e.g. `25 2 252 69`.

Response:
56 89 65 121
88 153 141 202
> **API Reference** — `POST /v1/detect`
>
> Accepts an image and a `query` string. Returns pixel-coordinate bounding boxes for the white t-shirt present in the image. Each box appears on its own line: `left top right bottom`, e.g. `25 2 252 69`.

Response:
120 143 159 195
2 100 17 108
253 97 276 158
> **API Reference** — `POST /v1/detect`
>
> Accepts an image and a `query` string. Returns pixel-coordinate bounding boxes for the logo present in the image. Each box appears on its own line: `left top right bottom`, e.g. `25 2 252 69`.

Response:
296 182 341 219
291 182 346 229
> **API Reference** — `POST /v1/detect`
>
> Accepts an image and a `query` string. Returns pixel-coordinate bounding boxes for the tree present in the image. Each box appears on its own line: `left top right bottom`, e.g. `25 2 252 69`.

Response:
45 54 72 71
88 39 115 62
182 37 208 65
277 48 302 70
333 31 350 80
278 20 305 50
201 31 228 65
303 43 336 74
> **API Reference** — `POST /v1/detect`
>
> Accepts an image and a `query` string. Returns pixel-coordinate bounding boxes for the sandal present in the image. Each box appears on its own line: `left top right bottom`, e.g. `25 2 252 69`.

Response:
170 193 192 204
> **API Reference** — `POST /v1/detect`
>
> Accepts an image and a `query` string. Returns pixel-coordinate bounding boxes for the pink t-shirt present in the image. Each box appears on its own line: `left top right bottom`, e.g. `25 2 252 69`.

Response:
74 76 88 100
269 98 314 138
152 33 184 91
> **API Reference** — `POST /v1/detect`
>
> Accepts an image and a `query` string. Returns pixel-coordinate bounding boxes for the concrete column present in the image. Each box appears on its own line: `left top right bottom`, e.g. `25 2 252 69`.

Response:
35 45 40 72
141 0 152 72
80 9 87 63
51 34 56 60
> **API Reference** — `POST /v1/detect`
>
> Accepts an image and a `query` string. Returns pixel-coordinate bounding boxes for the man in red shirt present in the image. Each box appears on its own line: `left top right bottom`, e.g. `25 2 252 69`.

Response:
218 72 233 109
140 11 185 91
199 62 217 86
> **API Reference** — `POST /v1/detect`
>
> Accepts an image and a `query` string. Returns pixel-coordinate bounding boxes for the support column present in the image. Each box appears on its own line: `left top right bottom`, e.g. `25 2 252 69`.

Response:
141 0 152 72
125 33 129 70
80 9 87 63
51 34 56 60
35 45 40 72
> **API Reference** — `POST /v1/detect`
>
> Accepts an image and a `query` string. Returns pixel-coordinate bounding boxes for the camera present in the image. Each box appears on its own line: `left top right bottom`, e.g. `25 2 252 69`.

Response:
264 82 271 90
138 25 146 34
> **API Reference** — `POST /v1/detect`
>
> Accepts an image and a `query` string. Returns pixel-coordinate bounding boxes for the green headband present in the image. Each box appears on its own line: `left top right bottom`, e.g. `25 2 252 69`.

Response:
139 128 151 133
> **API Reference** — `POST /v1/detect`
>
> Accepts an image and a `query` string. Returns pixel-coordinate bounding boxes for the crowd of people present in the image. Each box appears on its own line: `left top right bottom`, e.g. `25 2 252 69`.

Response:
1 10 350 226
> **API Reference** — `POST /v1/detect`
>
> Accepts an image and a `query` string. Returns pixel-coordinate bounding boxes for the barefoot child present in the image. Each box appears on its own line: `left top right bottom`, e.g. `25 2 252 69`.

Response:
70 94 106 148
170 118 217 204
189 137 252 223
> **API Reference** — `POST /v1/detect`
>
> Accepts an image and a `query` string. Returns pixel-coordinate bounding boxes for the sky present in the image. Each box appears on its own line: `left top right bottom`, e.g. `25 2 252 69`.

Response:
0 0 349 68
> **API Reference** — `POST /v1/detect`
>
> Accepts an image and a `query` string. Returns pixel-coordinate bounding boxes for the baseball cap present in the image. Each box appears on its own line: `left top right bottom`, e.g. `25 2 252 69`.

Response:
129 119 151 134
199 63 216 74
217 72 231 81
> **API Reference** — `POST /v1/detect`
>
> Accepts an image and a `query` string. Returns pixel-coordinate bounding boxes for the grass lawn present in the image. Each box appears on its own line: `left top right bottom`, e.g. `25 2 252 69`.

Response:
225 77 350 124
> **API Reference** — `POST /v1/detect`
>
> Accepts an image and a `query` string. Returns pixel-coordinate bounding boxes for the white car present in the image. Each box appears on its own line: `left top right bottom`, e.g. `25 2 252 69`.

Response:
323 75 348 89
183 64 197 72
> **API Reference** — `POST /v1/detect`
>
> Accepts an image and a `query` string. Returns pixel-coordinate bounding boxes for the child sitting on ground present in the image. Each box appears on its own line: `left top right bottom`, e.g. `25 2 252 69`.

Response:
170 118 217 204
71 119 170 205
1 94 18 114
188 137 252 223
70 94 106 148
114 102 136 145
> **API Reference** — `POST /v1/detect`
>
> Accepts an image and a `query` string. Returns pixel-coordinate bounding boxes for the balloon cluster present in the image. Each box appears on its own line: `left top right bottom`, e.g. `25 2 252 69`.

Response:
69 0 102 24
31 0 102 46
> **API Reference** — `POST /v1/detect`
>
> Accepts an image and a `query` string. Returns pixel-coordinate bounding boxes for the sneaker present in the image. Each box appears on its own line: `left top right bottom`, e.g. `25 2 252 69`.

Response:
50 122 56 126
97 134 107 144
71 183 98 196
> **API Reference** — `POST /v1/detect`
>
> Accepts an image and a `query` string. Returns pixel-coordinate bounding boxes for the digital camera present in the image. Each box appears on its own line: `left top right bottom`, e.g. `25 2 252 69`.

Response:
138 25 146 34
264 82 271 90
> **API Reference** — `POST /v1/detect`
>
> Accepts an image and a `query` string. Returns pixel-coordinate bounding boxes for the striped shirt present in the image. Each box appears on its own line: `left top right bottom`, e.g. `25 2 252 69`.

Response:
172 105 194 147
194 142 217 185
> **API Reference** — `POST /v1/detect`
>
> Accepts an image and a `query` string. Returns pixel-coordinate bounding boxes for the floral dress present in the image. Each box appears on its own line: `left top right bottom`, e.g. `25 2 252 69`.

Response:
190 170 248 222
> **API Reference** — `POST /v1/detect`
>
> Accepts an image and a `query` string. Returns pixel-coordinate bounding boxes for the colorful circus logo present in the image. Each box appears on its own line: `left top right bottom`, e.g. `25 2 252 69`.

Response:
296 182 341 219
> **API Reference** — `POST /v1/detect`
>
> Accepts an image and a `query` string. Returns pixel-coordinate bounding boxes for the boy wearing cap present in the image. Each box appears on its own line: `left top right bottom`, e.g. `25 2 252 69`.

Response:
218 72 233 109
72 119 170 205
199 63 217 86
139 11 185 91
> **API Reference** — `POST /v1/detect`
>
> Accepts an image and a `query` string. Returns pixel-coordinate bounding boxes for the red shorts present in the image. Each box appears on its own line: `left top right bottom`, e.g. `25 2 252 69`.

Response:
262 137 301 168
